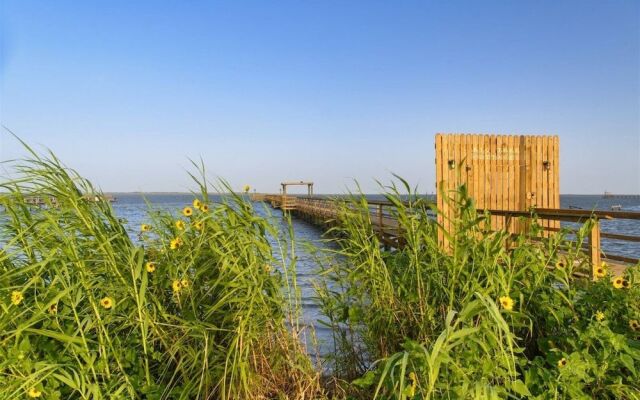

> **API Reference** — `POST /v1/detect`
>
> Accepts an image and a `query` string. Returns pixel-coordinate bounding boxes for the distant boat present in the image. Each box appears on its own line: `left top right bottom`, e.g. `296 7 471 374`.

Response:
611 205 622 211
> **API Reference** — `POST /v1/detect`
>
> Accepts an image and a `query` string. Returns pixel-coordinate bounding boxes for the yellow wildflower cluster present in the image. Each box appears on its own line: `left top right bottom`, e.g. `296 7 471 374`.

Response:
170 237 183 250
175 220 185 230
558 358 567 368
499 295 514 311
140 224 152 232
11 290 23 305
612 276 630 289
630 320 640 331
595 311 605 322
172 279 191 294
594 263 607 279
407 371 417 397
191 198 209 213
27 388 42 398
100 297 114 309
146 262 157 273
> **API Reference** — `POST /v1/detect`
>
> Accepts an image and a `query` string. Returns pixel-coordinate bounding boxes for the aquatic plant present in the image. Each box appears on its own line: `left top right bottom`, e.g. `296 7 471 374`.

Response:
316 178 640 398
0 143 321 399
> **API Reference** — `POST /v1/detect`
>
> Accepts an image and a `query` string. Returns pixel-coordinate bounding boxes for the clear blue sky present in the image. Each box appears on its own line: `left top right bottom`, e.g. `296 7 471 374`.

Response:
1 1 638 194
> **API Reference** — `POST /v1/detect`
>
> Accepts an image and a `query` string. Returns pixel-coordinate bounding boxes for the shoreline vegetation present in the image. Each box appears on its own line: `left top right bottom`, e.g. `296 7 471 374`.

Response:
1 147 639 399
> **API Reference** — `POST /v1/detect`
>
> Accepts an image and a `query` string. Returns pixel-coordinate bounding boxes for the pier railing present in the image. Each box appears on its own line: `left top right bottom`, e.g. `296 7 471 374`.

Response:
259 194 640 277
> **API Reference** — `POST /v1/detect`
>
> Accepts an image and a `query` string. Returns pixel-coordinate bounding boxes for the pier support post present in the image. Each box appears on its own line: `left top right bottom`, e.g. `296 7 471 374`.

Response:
589 219 601 280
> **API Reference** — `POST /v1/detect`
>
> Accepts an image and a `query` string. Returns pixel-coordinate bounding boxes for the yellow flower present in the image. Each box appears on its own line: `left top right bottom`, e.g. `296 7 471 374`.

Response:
140 224 151 232
11 291 23 305
146 262 156 273
172 280 182 292
612 276 625 289
555 258 566 269
182 207 193 217
170 238 182 250
243 184 251 193
27 388 42 398
499 296 514 311
48 303 58 315
100 297 113 309
194 221 204 231
595 311 605 322
264 264 272 273
175 220 185 230
193 199 202 209
622 279 631 289
630 320 640 331
200 204 209 213
558 358 567 368
594 265 607 278
181 279 190 289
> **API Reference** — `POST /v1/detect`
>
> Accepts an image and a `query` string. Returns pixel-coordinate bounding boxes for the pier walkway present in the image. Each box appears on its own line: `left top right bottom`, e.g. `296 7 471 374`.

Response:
251 192 640 278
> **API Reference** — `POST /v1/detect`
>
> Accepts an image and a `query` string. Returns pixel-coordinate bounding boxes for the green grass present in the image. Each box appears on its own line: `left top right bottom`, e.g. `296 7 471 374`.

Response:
0 144 320 399
1 144 638 399
316 179 640 399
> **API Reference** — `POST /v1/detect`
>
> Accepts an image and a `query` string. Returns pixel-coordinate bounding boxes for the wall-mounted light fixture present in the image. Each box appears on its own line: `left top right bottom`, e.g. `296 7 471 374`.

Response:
448 159 455 170
543 160 550 170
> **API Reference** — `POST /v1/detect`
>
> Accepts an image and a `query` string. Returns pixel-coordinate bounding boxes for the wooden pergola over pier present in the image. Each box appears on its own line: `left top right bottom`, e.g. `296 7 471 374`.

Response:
281 181 314 196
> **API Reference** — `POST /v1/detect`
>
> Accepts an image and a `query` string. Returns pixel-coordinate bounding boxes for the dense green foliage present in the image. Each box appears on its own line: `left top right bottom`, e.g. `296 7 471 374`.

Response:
317 182 640 399
1 146 638 399
0 148 319 399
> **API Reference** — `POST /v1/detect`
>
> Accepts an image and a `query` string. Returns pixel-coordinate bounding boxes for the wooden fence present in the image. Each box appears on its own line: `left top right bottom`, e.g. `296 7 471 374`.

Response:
436 134 560 245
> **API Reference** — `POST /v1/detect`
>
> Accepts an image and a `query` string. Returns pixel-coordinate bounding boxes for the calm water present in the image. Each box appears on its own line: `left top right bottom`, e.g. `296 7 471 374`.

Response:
109 193 640 361
112 193 336 358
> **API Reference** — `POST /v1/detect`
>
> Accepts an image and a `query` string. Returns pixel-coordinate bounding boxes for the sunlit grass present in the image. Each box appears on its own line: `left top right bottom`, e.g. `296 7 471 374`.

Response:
316 179 640 399
0 142 321 399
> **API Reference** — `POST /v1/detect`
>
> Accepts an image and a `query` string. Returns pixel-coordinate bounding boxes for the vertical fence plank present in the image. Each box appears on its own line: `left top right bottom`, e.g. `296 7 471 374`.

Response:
501 136 509 229
507 135 516 232
466 134 473 198
444 134 453 244
541 135 549 235
472 134 480 210
553 135 560 230
436 134 444 246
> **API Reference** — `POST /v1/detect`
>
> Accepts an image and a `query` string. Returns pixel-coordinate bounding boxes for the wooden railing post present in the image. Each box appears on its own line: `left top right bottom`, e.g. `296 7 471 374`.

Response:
504 212 512 250
377 204 383 231
589 218 601 280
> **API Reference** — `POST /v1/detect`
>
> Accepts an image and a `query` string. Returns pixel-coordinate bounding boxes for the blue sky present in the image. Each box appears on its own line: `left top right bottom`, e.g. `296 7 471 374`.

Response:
1 1 638 194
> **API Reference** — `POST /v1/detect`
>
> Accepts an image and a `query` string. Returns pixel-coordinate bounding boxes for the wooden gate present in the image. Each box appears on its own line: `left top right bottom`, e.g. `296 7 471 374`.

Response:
435 134 559 244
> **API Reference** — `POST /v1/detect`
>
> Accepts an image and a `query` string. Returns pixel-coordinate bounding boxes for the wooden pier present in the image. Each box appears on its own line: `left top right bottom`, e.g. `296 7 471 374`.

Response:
256 193 640 276
254 133 640 279
603 192 640 199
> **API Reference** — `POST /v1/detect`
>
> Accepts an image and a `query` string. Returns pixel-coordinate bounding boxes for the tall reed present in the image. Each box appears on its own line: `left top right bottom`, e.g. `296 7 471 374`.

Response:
316 179 640 398
0 143 321 399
